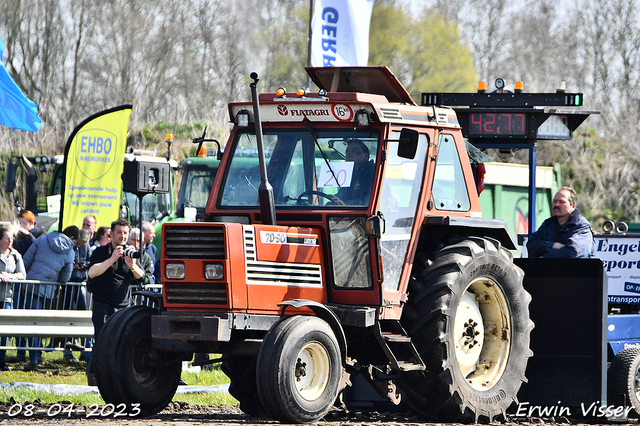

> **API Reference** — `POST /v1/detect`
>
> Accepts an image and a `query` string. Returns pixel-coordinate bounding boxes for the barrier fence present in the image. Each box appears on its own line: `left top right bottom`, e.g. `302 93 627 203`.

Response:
0 280 161 353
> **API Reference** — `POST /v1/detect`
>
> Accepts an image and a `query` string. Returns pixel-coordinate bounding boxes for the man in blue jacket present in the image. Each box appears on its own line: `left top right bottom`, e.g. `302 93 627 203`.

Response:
527 187 594 258
17 226 75 371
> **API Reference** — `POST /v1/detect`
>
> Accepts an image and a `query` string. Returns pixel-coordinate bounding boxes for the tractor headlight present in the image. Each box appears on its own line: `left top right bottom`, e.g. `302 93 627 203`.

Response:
204 263 224 280
165 262 185 280
355 109 369 127
236 110 250 127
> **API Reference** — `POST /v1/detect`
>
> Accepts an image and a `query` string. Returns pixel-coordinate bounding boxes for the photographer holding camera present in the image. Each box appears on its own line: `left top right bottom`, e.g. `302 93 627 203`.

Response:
88 219 151 340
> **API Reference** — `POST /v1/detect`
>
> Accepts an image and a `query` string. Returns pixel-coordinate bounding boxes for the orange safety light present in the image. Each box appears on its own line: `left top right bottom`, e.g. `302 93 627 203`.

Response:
296 88 306 96
514 81 523 93
276 87 286 97
477 81 487 93
198 145 207 158
166 133 174 141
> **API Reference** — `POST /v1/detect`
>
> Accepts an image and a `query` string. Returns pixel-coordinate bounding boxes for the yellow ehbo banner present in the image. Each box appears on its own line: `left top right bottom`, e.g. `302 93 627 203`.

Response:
59 105 132 230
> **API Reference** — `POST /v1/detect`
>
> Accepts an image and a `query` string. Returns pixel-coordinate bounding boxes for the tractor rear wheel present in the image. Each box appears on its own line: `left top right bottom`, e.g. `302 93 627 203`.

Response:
608 347 640 416
398 236 533 422
221 356 263 417
94 306 182 417
256 315 342 423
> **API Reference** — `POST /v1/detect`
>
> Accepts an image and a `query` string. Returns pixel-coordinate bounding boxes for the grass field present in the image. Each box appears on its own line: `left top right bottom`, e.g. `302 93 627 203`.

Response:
0 350 237 406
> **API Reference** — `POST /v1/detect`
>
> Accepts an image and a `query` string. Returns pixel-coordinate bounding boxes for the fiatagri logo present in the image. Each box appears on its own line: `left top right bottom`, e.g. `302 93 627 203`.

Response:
274 103 354 122
75 128 118 180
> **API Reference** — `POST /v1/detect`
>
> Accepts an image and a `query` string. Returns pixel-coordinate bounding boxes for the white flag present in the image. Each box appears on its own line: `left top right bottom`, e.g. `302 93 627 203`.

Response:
310 0 374 67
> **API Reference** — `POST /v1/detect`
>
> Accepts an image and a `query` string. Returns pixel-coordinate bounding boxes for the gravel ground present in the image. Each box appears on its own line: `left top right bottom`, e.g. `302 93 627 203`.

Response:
0 399 625 426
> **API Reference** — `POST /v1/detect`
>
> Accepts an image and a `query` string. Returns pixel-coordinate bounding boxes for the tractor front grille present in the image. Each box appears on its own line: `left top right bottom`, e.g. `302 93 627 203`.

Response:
243 226 323 287
164 226 225 259
164 282 228 305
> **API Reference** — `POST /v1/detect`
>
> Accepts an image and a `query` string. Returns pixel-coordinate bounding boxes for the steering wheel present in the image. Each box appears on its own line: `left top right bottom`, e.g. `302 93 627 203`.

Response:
297 190 345 206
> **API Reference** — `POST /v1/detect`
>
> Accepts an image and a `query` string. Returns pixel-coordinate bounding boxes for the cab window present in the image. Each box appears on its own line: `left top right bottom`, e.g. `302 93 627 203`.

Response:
432 134 470 211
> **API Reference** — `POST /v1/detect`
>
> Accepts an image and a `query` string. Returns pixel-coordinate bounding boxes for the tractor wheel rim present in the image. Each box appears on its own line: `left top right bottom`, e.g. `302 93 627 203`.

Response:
294 341 330 401
132 342 154 383
454 277 511 390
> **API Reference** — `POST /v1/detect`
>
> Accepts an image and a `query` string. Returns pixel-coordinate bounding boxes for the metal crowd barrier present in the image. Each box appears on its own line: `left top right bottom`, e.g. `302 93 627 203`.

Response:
0 280 162 352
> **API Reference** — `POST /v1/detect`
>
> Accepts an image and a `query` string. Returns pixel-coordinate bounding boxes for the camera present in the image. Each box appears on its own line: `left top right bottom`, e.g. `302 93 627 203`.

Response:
121 245 140 259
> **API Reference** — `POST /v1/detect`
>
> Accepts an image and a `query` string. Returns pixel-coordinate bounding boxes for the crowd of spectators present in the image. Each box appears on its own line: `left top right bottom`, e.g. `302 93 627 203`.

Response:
0 212 160 372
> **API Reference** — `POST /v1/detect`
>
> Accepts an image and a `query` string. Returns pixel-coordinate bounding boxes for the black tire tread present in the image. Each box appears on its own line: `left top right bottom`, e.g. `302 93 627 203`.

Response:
256 315 342 423
94 306 181 417
257 315 309 421
398 236 533 423
94 306 145 403
608 347 640 415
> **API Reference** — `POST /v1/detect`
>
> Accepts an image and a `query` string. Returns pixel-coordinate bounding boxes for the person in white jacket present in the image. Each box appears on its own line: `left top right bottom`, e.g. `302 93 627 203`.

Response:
0 226 26 371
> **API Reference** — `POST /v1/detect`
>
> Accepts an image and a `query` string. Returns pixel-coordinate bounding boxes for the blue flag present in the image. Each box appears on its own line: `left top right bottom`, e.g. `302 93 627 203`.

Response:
0 37 41 132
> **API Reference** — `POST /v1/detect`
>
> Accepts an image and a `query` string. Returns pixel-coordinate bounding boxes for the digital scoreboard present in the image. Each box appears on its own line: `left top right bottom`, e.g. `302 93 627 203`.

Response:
468 112 527 136
460 111 576 141
421 90 594 143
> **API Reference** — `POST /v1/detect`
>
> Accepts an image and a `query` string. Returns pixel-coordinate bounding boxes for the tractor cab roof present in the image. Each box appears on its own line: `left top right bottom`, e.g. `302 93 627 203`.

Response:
305 66 417 105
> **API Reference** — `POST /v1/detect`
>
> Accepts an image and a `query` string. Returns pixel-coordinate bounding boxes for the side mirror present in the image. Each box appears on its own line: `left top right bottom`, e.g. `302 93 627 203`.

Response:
398 128 419 159
5 160 17 192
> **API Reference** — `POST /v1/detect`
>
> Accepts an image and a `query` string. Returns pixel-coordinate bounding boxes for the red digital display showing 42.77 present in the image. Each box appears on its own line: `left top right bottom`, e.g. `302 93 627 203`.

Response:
468 113 527 136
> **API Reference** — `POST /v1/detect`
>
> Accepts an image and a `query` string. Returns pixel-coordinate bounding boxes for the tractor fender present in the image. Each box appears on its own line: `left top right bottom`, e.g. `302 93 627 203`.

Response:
278 299 347 365
132 290 164 312
424 215 517 249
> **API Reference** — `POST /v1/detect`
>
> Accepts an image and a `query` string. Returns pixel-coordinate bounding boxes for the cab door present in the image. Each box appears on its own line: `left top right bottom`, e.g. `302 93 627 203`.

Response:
377 130 431 318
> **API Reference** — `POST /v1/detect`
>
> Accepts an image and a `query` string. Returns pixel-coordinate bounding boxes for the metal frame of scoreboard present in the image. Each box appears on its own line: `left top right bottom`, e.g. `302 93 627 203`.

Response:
422 86 598 235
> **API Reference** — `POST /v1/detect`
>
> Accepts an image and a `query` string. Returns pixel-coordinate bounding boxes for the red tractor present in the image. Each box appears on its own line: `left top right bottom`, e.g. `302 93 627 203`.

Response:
94 66 533 423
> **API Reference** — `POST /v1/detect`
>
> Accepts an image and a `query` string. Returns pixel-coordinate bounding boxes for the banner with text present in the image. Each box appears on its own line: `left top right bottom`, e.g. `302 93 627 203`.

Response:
595 235 640 305
310 0 374 67
60 105 132 230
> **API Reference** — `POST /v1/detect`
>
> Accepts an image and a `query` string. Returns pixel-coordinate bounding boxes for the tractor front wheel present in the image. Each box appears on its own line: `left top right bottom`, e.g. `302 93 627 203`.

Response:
256 315 342 423
94 306 182 417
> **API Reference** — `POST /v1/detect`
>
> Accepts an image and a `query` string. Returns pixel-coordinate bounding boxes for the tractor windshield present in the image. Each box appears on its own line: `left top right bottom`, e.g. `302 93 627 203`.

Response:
123 191 173 225
177 160 218 217
220 129 379 208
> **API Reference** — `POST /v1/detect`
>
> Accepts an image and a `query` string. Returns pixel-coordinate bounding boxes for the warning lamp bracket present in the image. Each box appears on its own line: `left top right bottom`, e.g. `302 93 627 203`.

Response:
192 126 223 160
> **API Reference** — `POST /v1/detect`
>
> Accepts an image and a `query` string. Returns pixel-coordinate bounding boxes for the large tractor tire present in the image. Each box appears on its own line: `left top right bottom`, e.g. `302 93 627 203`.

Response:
94 306 182 417
256 315 343 423
608 347 640 416
221 356 263 417
398 236 533 423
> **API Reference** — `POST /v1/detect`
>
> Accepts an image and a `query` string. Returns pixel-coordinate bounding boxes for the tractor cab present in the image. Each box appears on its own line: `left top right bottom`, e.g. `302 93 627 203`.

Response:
200 67 480 314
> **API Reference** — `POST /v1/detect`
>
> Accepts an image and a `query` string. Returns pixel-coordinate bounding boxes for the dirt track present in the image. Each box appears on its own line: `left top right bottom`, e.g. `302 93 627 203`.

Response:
0 400 612 426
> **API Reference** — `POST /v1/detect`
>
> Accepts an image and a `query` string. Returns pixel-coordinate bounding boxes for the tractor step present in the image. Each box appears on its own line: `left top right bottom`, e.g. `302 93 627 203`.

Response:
396 361 426 371
381 332 412 343
374 321 425 372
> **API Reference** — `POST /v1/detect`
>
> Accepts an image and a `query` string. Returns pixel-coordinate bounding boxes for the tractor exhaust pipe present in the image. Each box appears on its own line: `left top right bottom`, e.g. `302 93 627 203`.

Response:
249 72 276 226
